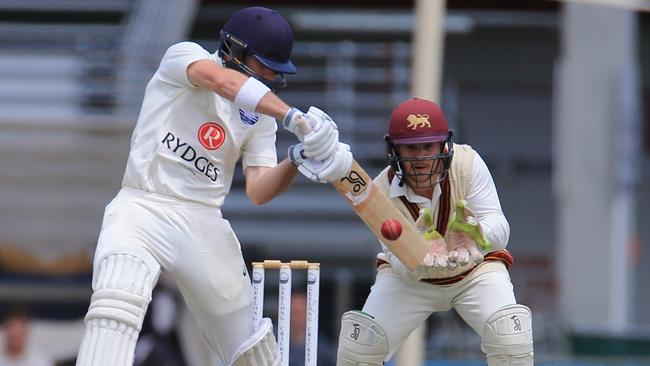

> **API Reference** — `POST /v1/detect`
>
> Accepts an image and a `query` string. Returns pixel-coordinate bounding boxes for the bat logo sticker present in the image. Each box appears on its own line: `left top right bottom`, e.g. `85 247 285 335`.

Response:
351 324 360 340
511 315 522 331
340 170 367 194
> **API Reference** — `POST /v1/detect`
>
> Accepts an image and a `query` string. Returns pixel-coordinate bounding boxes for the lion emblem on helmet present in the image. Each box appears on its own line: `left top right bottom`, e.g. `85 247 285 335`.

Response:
406 114 431 130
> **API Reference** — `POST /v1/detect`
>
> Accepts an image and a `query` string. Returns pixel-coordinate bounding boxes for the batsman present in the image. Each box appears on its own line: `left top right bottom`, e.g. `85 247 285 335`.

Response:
76 7 352 366
337 98 534 365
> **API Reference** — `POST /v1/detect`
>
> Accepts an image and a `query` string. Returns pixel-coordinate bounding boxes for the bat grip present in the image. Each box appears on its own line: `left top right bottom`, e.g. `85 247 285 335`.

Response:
293 114 313 160
294 114 313 136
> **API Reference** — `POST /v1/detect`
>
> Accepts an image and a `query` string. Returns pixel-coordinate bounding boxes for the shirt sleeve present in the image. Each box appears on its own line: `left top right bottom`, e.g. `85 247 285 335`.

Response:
241 116 278 171
465 152 510 250
155 42 213 89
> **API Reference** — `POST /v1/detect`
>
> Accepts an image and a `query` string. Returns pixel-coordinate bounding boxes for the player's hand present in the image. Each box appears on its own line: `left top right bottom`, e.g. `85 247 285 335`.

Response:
282 107 304 137
289 142 353 183
422 237 449 269
448 200 491 252
282 107 339 161
446 230 483 268
415 207 445 245
282 108 312 140
302 107 339 161
445 200 489 268
414 208 434 233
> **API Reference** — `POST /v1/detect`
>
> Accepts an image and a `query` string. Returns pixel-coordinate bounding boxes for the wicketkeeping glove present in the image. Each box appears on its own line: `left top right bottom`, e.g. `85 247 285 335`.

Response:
415 208 449 268
446 231 483 268
422 237 449 269
446 200 489 267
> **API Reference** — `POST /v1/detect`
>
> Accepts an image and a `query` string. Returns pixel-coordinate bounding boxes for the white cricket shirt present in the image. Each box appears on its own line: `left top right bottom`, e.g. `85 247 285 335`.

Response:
122 42 278 207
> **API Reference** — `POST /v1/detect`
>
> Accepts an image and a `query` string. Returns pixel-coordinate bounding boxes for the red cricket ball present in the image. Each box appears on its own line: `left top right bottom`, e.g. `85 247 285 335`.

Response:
380 219 403 241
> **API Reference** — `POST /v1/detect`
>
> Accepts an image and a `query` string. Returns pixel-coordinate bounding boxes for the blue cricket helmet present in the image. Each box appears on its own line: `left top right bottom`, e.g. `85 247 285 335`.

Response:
218 7 296 92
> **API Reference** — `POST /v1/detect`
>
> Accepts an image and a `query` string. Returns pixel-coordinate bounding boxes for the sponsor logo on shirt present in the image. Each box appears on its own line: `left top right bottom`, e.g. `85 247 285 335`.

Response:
161 132 220 182
198 122 226 150
239 109 259 125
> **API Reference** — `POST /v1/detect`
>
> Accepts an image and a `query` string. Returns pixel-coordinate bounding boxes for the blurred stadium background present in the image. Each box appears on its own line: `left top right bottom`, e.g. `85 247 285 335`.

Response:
0 0 649 365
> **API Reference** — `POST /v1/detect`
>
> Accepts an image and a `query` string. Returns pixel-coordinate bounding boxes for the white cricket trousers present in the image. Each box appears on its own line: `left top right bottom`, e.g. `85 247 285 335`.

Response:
362 261 517 360
77 187 255 365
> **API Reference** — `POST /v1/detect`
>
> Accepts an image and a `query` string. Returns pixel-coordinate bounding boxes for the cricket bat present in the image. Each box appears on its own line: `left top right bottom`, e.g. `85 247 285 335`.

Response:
292 113 430 270
331 161 430 270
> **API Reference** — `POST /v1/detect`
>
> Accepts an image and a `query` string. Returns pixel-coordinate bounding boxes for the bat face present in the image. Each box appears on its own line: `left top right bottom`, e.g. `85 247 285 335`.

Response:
332 161 430 270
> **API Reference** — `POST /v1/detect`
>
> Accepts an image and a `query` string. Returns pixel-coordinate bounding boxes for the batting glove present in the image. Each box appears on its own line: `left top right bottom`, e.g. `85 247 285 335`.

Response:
282 107 340 162
281 108 310 140
289 142 353 183
302 107 339 161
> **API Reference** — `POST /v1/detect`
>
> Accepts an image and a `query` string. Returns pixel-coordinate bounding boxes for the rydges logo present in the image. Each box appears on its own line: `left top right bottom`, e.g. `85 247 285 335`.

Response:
161 132 220 182
198 122 226 150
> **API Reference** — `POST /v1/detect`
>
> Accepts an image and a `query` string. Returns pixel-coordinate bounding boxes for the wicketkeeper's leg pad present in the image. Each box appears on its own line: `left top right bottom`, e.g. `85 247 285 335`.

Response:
230 317 280 366
336 310 388 366
76 248 160 366
481 304 534 366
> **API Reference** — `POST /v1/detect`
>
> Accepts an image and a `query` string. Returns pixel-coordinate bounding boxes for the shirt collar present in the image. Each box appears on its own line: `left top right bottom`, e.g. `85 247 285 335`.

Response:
388 175 440 208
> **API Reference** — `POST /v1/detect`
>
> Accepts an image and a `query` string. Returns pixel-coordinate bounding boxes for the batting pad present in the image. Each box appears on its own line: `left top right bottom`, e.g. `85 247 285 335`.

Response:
481 304 534 366
230 317 280 366
337 310 388 366
76 250 160 366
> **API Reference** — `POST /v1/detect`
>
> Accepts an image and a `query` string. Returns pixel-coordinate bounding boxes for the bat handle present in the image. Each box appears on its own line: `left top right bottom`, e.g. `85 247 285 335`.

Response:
294 113 313 136
292 114 314 160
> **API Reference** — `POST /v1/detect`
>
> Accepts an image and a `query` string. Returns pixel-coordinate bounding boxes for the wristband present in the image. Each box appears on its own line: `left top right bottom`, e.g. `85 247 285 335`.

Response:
234 77 270 112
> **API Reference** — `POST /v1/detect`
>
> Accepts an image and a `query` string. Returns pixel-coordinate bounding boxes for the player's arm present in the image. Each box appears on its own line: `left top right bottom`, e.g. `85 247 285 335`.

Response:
464 153 510 250
444 152 509 267
187 58 347 168
157 42 288 121
187 59 290 121
243 160 298 205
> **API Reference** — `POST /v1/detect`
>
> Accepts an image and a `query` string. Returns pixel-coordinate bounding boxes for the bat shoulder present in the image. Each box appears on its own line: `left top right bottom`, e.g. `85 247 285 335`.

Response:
372 167 392 187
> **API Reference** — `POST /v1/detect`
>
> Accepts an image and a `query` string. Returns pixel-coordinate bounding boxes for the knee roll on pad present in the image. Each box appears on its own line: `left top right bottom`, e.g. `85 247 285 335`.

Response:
481 304 534 366
86 252 159 329
230 317 280 366
336 310 388 366
77 250 160 366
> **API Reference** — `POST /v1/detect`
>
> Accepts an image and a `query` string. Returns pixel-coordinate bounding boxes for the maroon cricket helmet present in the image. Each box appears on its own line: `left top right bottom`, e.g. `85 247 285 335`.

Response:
386 98 451 144
384 98 454 188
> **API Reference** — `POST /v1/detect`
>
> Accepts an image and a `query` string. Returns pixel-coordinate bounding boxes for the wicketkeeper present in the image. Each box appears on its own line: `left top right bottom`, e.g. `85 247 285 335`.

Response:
336 98 534 365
